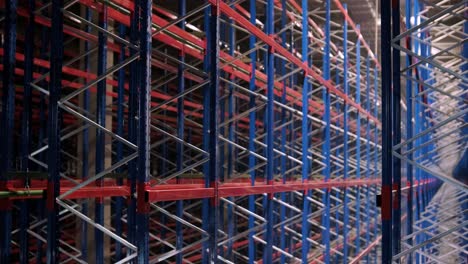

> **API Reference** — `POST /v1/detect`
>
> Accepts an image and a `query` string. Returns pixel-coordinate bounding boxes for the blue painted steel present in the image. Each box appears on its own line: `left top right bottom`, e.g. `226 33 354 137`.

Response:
373 65 379 264
247 0 257 262
127 0 140 250
19 1 35 262
136 0 152 262
207 1 221 262
404 1 414 262
365 56 372 263
264 0 275 262
381 0 393 260
412 3 422 261
392 0 402 256
355 24 362 254
334 62 341 264
220 16 226 186
201 3 212 263
95 5 108 263
300 0 311 262
114 21 126 262
227 9 235 181
160 47 169 255
321 0 331 262
342 6 350 262
280 1 287 262
176 1 186 263
419 31 432 258
226 3 236 259
81 6 91 261
219 15 226 257
37 9 49 262
0 0 16 262
46 0 64 262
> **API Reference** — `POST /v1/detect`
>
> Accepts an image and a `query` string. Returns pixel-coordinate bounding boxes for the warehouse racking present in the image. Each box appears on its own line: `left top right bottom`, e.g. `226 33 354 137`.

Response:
0 0 465 263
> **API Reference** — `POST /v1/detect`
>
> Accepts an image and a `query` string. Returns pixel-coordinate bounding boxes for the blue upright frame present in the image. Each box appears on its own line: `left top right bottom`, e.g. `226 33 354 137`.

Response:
19 1 35 262
95 4 108 263
405 1 414 262
355 24 362 254
176 1 186 263
381 0 393 262
321 0 332 261
0 0 17 262
81 6 92 262
264 0 275 262
248 0 257 262
342 6 350 262
136 0 152 261
46 0 64 262
301 0 312 262
392 0 402 256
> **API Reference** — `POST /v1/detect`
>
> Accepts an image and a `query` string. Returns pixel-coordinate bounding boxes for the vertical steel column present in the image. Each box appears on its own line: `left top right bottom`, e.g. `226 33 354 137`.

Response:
373 65 379 264
81 6 91 261
37 9 49 262
127 0 140 252
207 1 220 262
300 0 311 262
334 62 342 264
19 1 35 262
114 21 126 262
136 0 152 261
176 1 186 263
46 0 64 262
201 3 212 262
355 24 362 254
418 31 429 258
288 29 296 258
365 56 372 263
342 6 350 262
381 0 393 261
226 2 236 259
279 1 288 262
404 1 413 262
0 0 16 262
321 0 332 262
95 4 108 263
264 0 275 262
412 2 422 258
219 7 226 259
160 48 169 255
227 4 235 180
248 1 257 262
392 0 402 257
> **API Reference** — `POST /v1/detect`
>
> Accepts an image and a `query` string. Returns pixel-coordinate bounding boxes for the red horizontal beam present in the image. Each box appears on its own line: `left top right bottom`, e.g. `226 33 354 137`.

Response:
78 0 375 140
10 1 378 144
332 0 381 70
210 0 380 127
146 179 380 202
349 235 382 264
4 178 436 201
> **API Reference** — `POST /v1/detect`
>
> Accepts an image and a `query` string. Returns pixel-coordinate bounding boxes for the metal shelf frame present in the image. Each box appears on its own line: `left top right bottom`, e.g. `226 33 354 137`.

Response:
382 0 467 263
0 0 447 263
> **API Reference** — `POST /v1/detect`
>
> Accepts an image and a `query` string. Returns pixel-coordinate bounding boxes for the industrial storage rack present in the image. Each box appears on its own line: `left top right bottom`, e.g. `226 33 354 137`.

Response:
382 0 467 263
0 0 460 263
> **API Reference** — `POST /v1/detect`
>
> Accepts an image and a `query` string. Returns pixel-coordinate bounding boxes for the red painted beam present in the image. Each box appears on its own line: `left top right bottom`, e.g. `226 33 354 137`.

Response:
80 0 374 140
349 235 382 264
332 0 381 69
146 179 381 202
209 0 380 127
